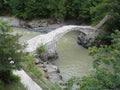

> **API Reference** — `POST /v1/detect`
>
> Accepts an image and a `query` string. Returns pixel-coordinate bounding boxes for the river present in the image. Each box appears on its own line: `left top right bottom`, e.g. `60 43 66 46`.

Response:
12 27 41 43
13 27 93 81
52 31 94 81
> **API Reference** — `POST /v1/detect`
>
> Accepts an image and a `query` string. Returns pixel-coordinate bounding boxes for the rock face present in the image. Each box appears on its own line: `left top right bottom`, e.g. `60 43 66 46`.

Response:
40 52 58 61
0 17 64 34
0 17 26 27
77 29 97 48
34 54 62 83
44 64 63 83
35 59 62 83
27 19 48 28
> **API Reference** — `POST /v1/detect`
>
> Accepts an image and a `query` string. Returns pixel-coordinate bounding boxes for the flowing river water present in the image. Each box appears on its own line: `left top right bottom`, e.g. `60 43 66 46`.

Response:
52 31 94 81
12 27 41 43
13 27 94 81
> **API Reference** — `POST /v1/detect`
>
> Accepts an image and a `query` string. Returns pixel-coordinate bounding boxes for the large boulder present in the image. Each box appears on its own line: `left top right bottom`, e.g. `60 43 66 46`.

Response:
40 51 58 61
46 73 63 83
77 28 98 48
44 65 62 83
45 65 59 73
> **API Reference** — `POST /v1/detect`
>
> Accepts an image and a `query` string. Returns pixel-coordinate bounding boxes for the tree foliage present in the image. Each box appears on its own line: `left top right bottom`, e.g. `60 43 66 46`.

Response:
62 30 120 90
90 0 120 31
79 30 120 90
0 0 120 27
0 20 25 83
0 0 92 22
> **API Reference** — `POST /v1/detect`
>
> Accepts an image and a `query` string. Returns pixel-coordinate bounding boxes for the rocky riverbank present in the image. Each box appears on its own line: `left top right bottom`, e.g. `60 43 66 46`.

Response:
1 16 98 84
0 16 64 33
34 54 63 83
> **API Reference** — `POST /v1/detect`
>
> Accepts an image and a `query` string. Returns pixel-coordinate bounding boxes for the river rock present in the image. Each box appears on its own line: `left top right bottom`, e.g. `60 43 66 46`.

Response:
40 51 58 61
45 65 58 73
0 17 25 27
77 28 98 48
34 54 39 58
35 58 40 64
28 27 52 33
37 62 62 83
27 19 56 28
47 51 58 60
26 19 48 28
47 73 63 83
44 61 49 65
43 68 47 72
45 64 62 83
40 53 48 61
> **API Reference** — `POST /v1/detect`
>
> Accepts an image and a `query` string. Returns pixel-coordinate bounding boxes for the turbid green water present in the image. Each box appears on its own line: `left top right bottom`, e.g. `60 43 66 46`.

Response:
12 27 41 43
52 31 94 81
12 27 93 81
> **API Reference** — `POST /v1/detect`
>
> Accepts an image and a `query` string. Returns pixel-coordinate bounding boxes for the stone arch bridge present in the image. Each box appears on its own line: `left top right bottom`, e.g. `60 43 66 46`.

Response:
25 25 98 55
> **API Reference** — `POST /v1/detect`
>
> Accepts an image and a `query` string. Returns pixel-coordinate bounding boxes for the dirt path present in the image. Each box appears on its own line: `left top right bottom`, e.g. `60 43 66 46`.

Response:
13 70 42 90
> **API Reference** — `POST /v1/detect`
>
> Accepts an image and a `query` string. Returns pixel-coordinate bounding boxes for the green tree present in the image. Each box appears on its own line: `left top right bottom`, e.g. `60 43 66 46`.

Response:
90 0 120 31
47 0 66 20
79 31 120 90
61 30 120 90
0 0 11 15
79 30 120 90
0 20 25 83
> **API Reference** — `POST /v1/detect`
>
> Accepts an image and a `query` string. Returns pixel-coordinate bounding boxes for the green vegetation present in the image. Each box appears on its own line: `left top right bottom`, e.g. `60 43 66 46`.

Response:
0 19 55 90
0 20 26 89
0 81 26 90
60 30 120 90
90 0 120 30
78 30 120 90
0 0 120 90
22 55 56 90
0 20 25 83
0 0 94 23
1 0 119 29
37 44 46 54
0 0 119 28
23 55 42 78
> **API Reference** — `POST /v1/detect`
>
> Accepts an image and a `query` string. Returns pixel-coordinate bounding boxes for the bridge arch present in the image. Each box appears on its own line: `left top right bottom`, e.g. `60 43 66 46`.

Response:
25 25 98 54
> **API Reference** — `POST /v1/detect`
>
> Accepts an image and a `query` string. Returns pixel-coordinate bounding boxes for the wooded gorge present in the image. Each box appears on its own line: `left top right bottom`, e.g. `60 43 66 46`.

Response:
1 0 120 35
0 0 120 90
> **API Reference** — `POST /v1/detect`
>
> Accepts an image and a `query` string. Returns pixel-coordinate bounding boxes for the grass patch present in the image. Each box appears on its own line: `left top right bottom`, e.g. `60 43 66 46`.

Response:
25 55 42 78
22 55 53 90
0 81 26 90
36 44 46 54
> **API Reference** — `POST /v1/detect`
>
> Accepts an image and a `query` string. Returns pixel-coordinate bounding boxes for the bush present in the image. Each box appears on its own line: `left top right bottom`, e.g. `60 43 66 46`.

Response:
0 71 20 84
25 55 42 78
61 30 120 90
0 20 25 84
0 80 4 89
36 44 46 54
0 0 92 23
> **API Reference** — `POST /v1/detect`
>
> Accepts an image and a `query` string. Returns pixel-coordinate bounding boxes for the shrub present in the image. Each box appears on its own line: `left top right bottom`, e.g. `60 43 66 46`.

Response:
36 44 46 54
0 20 25 83
0 80 4 89
25 55 42 78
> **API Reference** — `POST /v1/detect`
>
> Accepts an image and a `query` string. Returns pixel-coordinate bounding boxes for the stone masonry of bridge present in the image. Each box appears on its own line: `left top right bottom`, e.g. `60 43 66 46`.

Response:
25 25 98 56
